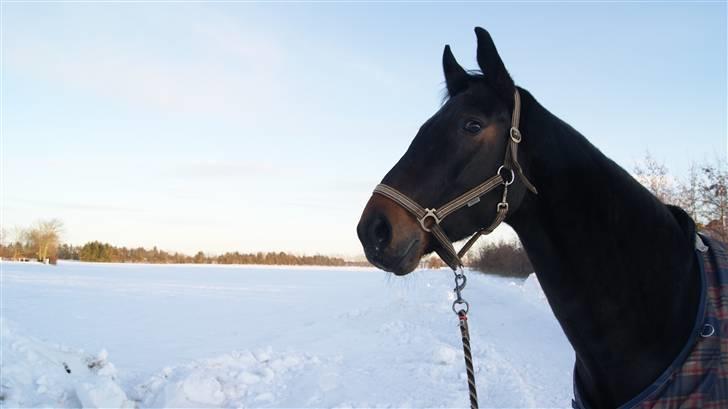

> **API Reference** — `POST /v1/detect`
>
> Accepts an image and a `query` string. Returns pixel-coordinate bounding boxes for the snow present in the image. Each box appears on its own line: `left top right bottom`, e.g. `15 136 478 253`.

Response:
522 273 548 304
1 319 133 408
1 261 574 407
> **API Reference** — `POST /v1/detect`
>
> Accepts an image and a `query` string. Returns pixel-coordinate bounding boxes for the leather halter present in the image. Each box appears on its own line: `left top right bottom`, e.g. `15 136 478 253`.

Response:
372 89 537 270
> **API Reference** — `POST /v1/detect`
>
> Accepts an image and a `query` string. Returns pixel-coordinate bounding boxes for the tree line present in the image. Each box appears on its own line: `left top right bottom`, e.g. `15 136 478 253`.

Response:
1 223 359 266
56 241 352 266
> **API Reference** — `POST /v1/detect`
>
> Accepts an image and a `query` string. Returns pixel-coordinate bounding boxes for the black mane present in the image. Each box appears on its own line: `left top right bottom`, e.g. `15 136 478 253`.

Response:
441 71 487 103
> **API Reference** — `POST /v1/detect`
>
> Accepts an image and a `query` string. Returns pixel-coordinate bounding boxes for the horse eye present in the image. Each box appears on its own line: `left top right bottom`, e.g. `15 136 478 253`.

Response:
463 120 482 134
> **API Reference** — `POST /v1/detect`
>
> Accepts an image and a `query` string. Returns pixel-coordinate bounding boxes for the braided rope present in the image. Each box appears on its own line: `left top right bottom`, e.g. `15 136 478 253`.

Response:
368 89 539 409
458 311 479 409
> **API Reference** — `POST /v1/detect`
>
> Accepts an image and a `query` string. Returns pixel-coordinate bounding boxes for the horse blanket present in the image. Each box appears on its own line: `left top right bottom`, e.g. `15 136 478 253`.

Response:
573 234 728 409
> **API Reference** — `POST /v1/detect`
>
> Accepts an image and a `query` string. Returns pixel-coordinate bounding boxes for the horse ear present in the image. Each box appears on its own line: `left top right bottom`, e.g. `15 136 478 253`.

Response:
443 45 469 97
475 27 515 105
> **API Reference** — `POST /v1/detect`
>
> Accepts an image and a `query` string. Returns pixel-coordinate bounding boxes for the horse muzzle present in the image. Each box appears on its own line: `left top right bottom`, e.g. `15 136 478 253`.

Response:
357 194 428 275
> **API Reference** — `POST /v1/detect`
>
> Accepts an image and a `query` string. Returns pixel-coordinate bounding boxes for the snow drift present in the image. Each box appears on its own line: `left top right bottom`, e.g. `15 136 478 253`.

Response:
1 261 573 407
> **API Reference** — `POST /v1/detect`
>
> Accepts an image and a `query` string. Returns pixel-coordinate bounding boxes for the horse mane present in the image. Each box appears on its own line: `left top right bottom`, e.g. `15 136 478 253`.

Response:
440 71 487 104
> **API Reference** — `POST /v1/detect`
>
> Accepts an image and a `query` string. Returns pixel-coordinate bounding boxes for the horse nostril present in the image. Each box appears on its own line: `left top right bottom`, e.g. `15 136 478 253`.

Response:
370 215 392 250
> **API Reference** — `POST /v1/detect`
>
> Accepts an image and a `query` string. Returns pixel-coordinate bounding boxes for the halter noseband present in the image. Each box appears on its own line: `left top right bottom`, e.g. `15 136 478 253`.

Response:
372 89 537 271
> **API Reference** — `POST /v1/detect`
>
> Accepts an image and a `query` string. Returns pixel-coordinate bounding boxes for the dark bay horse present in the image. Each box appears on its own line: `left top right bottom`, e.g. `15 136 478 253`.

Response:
357 27 715 407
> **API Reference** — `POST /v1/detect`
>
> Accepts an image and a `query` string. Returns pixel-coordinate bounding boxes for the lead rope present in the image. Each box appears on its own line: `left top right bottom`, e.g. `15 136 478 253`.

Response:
372 89 537 409
453 269 478 409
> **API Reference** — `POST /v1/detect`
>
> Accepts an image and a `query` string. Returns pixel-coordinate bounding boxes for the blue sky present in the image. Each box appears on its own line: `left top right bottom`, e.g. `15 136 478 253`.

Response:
2 2 726 257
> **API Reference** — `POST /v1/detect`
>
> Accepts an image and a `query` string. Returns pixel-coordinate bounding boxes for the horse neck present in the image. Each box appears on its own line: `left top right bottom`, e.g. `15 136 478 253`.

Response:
507 89 701 407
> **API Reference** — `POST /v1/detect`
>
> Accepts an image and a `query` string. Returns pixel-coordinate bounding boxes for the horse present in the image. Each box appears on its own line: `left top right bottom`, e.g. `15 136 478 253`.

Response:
357 27 727 408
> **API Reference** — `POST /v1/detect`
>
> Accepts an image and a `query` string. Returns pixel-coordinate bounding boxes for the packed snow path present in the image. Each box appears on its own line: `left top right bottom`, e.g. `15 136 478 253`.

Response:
1 261 573 407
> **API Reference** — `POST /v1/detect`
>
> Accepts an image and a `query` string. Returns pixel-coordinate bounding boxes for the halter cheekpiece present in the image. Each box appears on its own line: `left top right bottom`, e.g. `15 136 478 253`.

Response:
372 89 537 270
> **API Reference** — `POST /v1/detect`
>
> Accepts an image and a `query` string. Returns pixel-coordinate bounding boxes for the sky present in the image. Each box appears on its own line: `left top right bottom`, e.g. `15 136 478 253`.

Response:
1 2 726 258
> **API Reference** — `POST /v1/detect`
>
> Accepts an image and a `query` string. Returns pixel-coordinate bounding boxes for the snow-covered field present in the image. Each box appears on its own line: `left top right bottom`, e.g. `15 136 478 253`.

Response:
1 261 573 408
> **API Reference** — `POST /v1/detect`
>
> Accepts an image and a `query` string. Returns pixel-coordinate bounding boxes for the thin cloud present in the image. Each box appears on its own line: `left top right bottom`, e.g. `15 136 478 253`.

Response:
4 12 288 118
169 159 280 180
4 198 142 214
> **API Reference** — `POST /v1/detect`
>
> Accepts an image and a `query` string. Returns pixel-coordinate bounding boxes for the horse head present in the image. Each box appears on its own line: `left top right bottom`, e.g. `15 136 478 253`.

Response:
357 27 534 275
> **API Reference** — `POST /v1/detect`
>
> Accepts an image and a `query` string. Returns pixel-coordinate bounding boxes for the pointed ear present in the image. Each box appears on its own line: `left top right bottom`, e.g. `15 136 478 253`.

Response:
443 45 469 97
475 27 514 105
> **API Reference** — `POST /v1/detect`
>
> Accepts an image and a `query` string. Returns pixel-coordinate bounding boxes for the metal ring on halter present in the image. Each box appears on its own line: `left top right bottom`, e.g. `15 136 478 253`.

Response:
497 166 515 186
510 127 522 143
419 208 441 232
453 299 470 314
701 323 716 338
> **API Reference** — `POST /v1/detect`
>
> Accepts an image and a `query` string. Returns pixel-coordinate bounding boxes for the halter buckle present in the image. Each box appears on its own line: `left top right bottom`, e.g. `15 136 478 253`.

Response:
510 127 522 143
419 208 441 232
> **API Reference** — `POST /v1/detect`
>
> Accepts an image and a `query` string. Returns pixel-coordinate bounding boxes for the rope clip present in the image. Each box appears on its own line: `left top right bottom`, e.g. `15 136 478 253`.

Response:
452 269 470 315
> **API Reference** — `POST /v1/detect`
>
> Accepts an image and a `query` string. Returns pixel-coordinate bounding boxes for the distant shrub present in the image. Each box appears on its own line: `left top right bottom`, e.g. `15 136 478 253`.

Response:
467 240 533 278
423 256 446 269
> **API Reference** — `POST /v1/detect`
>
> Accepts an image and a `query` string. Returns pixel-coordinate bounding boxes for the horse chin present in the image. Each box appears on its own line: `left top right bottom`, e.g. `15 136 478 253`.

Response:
364 238 425 276
391 243 424 276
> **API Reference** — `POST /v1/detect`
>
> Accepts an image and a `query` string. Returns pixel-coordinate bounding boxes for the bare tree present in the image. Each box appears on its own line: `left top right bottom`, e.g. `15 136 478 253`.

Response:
700 158 728 242
675 162 702 223
27 219 64 263
10 226 29 259
634 152 674 204
633 155 727 242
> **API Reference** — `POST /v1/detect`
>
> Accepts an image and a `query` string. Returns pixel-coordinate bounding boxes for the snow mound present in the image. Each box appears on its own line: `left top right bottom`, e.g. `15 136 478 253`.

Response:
433 344 459 365
0 318 133 408
134 348 326 407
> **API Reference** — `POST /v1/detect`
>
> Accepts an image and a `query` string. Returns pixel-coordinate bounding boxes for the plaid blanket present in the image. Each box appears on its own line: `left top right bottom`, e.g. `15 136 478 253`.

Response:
573 234 728 409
